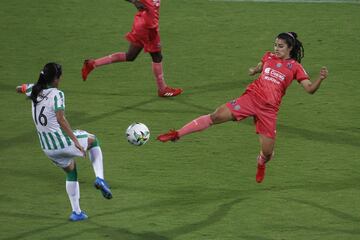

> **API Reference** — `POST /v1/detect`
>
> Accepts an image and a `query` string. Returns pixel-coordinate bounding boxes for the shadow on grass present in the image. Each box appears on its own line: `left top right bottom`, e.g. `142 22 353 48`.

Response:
268 223 360 237
278 123 359 148
2 179 359 239
1 220 69 240
161 198 246 238
1 197 246 240
64 78 249 98
82 198 247 240
280 197 360 223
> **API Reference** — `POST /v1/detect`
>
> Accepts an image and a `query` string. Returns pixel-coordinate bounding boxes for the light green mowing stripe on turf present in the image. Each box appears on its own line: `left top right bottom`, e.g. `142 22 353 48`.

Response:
47 132 58 150
37 131 45 149
61 128 72 146
54 131 65 149
42 132 52 150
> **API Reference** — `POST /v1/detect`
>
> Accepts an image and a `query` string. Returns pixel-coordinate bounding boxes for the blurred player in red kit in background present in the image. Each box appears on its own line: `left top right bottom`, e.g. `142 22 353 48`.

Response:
82 0 183 97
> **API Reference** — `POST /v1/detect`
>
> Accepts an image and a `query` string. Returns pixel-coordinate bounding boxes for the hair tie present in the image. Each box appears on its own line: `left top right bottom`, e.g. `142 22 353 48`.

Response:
40 71 45 75
287 32 295 39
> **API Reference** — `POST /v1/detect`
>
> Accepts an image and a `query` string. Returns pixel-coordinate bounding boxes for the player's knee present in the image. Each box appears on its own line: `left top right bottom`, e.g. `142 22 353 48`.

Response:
151 52 162 63
210 113 219 123
262 150 274 161
210 112 225 124
65 163 77 182
210 106 231 124
88 135 100 149
126 53 137 62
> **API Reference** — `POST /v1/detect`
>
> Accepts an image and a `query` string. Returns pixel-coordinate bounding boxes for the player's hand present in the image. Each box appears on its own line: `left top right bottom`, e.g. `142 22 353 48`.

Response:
248 67 257 76
16 86 23 93
16 85 25 94
319 66 328 80
75 141 86 157
133 0 146 11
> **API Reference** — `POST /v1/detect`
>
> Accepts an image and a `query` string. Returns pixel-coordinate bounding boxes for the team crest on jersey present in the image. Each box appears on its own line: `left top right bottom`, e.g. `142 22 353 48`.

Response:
276 63 282 68
287 63 293 69
234 105 241 111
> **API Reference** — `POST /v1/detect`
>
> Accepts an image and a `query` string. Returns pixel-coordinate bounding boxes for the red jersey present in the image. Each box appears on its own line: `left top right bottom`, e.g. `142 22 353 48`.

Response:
246 52 309 110
136 0 160 29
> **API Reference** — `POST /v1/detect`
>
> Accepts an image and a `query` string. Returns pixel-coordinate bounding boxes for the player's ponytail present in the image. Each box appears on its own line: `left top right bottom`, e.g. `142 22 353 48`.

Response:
30 63 62 104
277 32 304 63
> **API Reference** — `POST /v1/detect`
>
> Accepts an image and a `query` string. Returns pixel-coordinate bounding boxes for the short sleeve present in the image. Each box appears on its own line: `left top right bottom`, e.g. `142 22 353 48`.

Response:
261 51 272 64
54 90 65 112
295 64 309 82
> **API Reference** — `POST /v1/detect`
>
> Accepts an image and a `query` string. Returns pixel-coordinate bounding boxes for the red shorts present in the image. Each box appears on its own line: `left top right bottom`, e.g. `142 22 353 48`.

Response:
125 16 161 53
225 92 278 139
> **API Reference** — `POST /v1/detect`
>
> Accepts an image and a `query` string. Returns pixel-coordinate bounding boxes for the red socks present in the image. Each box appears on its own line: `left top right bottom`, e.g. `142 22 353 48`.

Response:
94 52 126 67
178 115 213 137
152 62 166 91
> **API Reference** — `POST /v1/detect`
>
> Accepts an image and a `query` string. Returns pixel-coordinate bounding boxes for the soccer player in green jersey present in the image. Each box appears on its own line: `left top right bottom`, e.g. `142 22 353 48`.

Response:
16 62 112 221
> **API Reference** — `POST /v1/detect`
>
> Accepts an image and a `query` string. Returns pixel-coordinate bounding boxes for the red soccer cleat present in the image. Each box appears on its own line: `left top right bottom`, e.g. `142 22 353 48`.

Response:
157 129 180 142
82 59 96 81
158 86 183 97
256 163 266 183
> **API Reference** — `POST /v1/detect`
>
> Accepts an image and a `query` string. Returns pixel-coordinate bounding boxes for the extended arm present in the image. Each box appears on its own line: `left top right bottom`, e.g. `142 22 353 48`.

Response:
125 0 146 11
56 110 85 155
249 62 263 76
16 83 30 94
301 66 328 94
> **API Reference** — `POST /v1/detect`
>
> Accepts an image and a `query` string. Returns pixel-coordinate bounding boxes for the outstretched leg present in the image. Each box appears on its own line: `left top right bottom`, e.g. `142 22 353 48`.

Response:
63 161 88 221
87 135 112 199
256 134 275 183
82 44 143 81
157 104 235 142
150 51 183 97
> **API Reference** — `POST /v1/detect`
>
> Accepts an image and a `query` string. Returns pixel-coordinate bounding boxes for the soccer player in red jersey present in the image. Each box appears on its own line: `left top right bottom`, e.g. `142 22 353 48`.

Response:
157 32 329 183
81 0 183 97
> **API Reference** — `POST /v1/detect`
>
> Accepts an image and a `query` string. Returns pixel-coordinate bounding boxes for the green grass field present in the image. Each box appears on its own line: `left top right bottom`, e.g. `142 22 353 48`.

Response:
1 0 360 239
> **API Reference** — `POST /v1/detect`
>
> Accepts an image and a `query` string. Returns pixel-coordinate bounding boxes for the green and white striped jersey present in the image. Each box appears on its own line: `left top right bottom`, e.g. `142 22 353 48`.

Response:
24 84 73 151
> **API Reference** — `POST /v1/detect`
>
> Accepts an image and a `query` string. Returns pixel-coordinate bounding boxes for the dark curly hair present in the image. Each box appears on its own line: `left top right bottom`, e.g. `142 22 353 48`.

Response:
277 32 304 63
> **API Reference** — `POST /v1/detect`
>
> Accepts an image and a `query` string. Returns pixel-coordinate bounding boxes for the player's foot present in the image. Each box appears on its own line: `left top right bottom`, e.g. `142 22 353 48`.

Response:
82 59 95 81
157 130 180 142
158 86 183 97
94 177 113 199
69 211 88 221
256 163 266 183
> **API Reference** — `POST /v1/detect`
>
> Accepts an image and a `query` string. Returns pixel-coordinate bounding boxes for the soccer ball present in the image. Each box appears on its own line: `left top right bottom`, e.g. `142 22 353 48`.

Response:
126 123 150 146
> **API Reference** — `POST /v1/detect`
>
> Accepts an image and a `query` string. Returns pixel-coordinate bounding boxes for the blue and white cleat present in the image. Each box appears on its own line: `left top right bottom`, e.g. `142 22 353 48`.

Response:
69 211 88 221
94 177 113 199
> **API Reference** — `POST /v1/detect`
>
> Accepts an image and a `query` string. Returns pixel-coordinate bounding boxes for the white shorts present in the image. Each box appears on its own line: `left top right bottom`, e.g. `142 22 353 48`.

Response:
44 130 90 168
